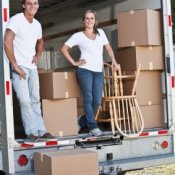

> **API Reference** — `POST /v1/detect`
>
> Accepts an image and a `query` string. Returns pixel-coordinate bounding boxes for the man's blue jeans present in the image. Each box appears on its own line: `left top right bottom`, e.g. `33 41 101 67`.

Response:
12 66 46 136
77 68 103 130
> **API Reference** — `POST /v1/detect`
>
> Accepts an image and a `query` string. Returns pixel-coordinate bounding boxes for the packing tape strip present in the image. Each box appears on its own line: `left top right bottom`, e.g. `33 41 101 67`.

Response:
130 10 134 14
131 41 135 46
148 101 152 106
64 72 68 79
41 153 44 162
149 62 153 70
65 91 69 98
59 131 63 137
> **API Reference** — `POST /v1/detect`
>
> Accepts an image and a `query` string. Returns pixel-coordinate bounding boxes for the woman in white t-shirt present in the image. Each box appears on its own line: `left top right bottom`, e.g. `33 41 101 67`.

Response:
61 9 119 136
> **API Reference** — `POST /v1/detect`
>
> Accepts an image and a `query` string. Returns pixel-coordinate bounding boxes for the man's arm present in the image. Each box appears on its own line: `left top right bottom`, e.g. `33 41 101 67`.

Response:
32 38 44 64
4 29 26 79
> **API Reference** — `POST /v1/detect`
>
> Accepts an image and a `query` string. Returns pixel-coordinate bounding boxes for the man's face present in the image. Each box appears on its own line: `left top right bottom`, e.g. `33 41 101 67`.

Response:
22 0 39 16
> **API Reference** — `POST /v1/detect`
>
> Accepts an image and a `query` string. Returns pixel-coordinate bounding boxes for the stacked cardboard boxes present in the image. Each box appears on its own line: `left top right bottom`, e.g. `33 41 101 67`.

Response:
39 69 80 136
115 9 164 129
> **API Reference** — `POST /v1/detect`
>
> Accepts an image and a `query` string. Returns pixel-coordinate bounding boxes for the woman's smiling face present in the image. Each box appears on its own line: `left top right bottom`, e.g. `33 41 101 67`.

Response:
83 12 96 29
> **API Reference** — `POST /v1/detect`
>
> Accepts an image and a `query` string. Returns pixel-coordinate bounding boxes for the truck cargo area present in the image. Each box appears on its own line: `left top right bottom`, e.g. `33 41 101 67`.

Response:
0 0 175 174
11 0 168 140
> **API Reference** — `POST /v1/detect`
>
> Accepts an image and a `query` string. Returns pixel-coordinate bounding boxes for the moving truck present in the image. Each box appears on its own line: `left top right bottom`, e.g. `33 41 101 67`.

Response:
0 0 175 174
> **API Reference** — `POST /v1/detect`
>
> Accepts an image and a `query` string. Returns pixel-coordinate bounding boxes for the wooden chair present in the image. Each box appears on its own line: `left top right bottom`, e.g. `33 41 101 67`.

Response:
96 63 144 138
95 63 116 134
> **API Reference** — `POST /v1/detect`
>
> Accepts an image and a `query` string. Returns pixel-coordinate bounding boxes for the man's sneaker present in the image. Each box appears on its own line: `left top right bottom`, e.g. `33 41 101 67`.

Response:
40 132 57 141
25 134 39 143
89 128 103 137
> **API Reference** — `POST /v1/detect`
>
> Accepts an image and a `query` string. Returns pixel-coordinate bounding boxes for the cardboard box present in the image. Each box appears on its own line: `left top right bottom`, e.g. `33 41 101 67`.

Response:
42 98 78 136
39 71 80 99
123 71 163 105
140 104 164 128
34 149 99 175
115 46 164 71
117 9 162 47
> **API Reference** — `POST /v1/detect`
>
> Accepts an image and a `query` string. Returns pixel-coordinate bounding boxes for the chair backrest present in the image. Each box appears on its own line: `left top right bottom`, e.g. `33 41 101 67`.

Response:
103 63 114 97
102 63 144 138
103 63 141 98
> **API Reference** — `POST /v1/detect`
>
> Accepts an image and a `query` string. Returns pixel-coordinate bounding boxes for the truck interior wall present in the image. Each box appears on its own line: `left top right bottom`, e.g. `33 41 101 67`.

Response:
40 0 161 68
42 0 161 38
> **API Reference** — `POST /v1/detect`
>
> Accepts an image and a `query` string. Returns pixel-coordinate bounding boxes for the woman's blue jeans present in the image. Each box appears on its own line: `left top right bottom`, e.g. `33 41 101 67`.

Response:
77 68 103 130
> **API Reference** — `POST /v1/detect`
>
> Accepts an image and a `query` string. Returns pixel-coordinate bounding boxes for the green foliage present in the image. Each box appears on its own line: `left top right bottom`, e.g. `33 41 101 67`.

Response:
172 0 175 43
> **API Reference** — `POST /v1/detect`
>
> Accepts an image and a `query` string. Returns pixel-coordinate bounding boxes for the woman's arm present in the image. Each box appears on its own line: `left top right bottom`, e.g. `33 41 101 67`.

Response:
104 44 119 69
61 44 86 66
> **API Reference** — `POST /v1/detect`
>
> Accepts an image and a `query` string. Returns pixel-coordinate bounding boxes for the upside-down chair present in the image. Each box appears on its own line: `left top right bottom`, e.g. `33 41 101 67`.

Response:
96 63 144 138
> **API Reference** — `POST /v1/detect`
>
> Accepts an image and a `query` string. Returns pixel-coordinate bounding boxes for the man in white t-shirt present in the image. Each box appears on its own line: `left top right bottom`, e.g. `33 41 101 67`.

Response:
4 0 56 142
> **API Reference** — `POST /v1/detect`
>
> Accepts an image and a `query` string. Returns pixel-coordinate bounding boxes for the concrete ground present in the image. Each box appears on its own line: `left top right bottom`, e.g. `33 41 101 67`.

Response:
126 164 175 175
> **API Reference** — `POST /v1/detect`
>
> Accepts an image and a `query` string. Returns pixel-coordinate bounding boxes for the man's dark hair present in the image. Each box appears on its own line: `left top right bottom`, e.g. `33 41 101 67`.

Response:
21 0 26 5
21 0 39 11
21 0 39 4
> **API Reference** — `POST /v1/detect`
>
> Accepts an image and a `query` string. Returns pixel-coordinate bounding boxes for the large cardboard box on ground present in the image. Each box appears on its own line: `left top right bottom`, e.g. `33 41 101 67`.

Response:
42 98 78 136
114 46 164 71
117 9 162 47
140 104 164 128
39 70 80 99
123 71 163 105
34 149 99 175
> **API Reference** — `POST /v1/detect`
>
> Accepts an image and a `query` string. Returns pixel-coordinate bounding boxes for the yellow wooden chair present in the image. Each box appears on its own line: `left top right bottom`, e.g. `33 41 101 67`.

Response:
96 63 144 138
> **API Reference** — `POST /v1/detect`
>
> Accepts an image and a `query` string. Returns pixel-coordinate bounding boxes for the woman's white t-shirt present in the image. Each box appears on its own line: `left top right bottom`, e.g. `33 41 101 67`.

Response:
6 13 42 69
65 29 109 72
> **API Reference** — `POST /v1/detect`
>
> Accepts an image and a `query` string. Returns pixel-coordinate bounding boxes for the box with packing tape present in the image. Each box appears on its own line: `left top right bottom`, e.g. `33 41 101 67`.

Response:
117 9 162 47
39 69 80 99
114 46 164 71
123 70 163 106
42 98 78 137
34 149 99 175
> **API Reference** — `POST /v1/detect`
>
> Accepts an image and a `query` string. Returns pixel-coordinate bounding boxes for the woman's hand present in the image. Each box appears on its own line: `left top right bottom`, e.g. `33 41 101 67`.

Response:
73 59 86 66
112 61 120 70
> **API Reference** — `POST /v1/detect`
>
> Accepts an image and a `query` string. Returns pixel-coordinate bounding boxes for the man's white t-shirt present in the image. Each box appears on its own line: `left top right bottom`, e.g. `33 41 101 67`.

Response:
65 29 109 72
7 13 42 69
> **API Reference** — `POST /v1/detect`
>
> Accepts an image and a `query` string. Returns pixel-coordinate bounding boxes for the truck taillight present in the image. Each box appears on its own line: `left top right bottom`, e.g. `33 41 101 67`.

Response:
18 154 29 166
161 141 168 149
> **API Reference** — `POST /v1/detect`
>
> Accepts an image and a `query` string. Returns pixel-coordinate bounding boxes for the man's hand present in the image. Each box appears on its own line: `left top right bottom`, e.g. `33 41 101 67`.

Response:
13 65 26 79
32 55 39 64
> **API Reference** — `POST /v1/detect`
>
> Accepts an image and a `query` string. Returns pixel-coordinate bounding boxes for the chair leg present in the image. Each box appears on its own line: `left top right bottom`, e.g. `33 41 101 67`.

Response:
95 106 102 121
109 101 115 135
